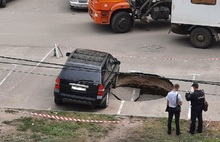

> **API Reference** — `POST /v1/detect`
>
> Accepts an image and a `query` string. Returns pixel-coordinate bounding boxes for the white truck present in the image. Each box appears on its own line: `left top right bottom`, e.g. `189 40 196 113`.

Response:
171 0 220 48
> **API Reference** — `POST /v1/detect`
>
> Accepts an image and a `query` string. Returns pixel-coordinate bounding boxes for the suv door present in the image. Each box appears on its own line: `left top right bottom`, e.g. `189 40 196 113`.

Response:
102 56 116 89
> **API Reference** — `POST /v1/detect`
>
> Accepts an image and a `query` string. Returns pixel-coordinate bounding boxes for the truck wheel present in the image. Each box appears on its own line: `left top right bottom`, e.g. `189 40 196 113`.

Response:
190 27 213 49
0 0 6 8
100 92 109 109
54 97 63 105
111 12 132 33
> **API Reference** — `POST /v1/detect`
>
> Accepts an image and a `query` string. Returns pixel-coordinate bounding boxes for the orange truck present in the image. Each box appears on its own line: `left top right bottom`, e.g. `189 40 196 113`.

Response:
88 0 171 33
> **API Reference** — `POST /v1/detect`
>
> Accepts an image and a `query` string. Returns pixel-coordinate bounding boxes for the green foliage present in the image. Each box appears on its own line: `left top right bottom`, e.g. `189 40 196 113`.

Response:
17 117 33 131
140 117 220 142
2 115 113 141
2 111 220 142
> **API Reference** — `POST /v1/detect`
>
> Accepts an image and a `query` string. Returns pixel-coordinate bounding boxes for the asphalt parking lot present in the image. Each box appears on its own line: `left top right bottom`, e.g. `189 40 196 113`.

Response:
0 0 220 121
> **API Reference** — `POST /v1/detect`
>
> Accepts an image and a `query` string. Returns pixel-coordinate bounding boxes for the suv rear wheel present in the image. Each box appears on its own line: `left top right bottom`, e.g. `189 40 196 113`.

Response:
0 0 6 8
54 97 63 105
100 92 109 109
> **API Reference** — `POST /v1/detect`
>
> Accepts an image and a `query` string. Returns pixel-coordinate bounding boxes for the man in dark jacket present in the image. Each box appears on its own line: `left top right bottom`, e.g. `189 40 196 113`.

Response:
185 82 205 134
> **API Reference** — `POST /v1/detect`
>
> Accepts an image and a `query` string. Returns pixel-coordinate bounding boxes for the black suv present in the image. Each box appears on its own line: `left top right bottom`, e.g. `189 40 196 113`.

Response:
54 48 120 108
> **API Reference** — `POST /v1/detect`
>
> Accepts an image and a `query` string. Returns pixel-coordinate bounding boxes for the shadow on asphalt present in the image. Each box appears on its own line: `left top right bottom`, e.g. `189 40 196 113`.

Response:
171 35 220 50
55 102 101 112
87 19 171 34
70 9 88 13
88 22 115 35
134 20 171 32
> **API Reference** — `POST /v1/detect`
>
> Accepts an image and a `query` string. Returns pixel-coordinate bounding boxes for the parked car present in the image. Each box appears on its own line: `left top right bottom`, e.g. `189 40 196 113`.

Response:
54 48 120 108
0 0 6 8
69 0 88 9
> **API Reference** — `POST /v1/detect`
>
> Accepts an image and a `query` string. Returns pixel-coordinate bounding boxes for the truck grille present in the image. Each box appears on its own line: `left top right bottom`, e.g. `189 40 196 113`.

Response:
79 0 88 3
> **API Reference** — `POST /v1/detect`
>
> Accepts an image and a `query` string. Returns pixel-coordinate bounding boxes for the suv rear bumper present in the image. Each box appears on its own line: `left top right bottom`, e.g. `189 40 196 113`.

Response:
54 91 104 106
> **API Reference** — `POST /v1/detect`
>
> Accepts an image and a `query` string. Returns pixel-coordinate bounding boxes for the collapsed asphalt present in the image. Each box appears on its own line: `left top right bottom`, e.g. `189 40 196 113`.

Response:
111 72 173 101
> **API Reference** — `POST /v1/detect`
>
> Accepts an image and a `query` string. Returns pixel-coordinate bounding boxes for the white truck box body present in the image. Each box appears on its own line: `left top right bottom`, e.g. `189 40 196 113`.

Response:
171 0 220 28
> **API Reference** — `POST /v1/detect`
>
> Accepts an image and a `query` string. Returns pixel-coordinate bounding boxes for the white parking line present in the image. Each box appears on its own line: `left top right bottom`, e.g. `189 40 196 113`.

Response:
32 48 54 71
6 48 55 93
0 64 17 86
117 100 125 115
131 89 135 102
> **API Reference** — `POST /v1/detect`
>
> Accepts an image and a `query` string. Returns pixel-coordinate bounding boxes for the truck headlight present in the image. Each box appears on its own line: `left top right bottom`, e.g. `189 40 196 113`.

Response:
94 13 98 17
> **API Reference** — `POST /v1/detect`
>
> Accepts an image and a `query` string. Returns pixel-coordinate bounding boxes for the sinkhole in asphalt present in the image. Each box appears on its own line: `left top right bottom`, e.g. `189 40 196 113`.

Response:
111 72 173 102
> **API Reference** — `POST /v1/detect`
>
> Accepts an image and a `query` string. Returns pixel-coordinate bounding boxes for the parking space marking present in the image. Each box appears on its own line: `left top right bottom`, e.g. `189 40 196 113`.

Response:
5 48 55 94
117 100 125 115
32 48 55 71
131 89 135 102
0 64 17 86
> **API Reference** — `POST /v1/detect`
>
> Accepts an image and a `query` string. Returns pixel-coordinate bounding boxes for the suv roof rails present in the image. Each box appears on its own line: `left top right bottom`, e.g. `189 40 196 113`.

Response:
69 48 109 66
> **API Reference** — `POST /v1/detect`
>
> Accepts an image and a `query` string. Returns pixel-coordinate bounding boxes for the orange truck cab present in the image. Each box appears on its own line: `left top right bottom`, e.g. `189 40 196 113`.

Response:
88 0 132 33
88 0 172 33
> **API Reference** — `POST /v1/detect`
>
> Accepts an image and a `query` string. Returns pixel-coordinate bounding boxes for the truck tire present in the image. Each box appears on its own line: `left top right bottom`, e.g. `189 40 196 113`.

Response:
0 0 6 8
111 12 132 33
100 92 109 109
190 27 213 49
54 97 63 105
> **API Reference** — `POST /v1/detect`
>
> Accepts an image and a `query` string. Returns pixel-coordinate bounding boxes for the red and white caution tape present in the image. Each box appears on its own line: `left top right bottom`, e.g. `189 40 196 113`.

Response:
20 111 120 124
204 58 220 61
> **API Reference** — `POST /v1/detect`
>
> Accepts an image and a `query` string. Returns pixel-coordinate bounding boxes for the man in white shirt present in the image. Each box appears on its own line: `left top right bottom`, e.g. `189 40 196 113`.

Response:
166 84 183 135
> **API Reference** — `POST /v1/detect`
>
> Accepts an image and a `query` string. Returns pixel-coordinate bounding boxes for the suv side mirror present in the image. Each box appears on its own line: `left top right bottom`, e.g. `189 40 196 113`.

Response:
66 52 71 57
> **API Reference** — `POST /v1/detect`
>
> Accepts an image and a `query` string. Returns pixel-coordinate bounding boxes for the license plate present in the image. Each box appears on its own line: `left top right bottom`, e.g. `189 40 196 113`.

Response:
71 86 86 91
77 4 87 7
70 83 88 91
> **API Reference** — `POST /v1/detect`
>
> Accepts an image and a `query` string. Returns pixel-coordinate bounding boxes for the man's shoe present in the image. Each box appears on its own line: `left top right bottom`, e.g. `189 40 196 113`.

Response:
168 131 171 135
176 132 182 135
188 131 194 135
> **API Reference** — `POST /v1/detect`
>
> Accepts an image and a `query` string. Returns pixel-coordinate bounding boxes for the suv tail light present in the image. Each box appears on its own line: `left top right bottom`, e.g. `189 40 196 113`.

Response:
55 77 60 90
98 84 105 96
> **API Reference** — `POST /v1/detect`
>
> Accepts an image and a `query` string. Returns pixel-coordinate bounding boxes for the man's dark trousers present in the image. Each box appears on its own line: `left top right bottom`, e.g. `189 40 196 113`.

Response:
168 107 180 134
190 106 203 134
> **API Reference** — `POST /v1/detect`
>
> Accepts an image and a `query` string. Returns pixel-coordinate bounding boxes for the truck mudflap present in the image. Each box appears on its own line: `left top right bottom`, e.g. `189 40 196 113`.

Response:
170 24 189 35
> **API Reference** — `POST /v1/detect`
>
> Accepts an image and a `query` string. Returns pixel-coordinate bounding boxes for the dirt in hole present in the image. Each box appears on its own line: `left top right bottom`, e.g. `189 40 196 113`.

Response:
117 72 173 97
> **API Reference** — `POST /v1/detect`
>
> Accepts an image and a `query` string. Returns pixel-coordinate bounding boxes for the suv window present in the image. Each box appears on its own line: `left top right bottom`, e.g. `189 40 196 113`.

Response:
191 0 216 5
61 68 101 83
